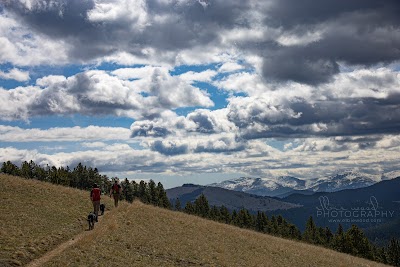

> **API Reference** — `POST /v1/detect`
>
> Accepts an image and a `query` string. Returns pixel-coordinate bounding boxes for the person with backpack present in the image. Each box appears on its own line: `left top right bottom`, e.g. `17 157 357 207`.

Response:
109 179 122 207
90 183 101 221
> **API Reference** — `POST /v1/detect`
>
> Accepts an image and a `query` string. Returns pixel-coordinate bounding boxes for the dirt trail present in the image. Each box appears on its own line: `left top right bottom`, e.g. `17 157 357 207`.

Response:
26 214 105 267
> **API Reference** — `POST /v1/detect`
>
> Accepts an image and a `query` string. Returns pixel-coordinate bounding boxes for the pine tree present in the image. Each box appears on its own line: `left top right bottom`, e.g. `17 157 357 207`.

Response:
231 210 238 225
332 224 346 252
174 198 182 211
387 238 400 266
269 215 278 235
255 211 269 233
324 226 334 247
219 206 231 224
209 205 221 221
303 216 317 243
345 224 373 259
184 201 195 214
148 179 158 205
289 224 302 240
194 194 210 218
121 178 135 202
156 182 171 209
2 161 20 176
20 161 33 179
138 180 150 203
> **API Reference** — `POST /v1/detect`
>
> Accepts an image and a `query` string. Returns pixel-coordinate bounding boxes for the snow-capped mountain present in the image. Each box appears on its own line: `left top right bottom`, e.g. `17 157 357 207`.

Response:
210 177 298 197
209 171 399 197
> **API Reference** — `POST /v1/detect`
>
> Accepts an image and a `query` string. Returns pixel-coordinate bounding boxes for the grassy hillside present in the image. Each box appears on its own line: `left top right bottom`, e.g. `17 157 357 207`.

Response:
0 174 114 266
43 201 387 267
0 174 389 267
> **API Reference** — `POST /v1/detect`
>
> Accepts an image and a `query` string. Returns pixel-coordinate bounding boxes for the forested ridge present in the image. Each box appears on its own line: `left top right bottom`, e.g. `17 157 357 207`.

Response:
2 160 400 266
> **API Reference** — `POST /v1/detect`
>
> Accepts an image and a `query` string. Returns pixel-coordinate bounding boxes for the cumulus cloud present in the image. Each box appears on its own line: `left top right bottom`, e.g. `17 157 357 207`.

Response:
0 68 30 82
150 140 189 156
218 62 245 73
0 125 131 142
146 133 246 156
0 13 69 66
224 68 400 138
2 0 400 182
179 70 217 83
0 68 213 120
261 0 400 84
2 0 253 65
130 108 236 139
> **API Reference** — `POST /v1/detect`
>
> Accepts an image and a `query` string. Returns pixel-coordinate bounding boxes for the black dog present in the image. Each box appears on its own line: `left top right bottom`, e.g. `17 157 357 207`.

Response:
100 204 105 216
87 212 97 230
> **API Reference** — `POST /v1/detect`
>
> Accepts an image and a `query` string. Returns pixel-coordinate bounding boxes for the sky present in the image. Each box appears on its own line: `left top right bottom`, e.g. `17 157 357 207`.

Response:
1 0 400 188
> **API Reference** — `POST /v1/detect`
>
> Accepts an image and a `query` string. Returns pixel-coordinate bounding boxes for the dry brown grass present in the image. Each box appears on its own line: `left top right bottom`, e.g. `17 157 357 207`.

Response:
0 174 113 266
43 201 389 267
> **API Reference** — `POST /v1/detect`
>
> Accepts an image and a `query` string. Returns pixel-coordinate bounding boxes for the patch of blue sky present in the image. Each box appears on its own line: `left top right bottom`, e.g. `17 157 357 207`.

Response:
174 80 247 116
193 81 229 109
174 81 230 116
265 139 296 151
170 63 220 76
0 63 86 89
0 141 144 154
0 77 25 89
0 62 149 90
0 114 133 130
87 62 146 72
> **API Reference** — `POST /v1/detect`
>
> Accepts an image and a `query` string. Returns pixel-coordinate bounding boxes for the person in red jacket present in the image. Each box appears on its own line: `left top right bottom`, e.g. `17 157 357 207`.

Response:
90 183 101 222
109 179 122 207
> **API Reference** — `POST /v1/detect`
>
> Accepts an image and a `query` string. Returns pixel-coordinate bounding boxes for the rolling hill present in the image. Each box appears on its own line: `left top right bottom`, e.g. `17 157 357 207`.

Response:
166 184 300 212
0 173 114 266
0 173 389 266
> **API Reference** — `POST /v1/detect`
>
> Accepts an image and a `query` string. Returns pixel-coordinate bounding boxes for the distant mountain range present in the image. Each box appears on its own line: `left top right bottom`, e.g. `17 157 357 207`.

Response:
167 173 400 246
209 171 400 197
166 184 300 212
272 177 400 245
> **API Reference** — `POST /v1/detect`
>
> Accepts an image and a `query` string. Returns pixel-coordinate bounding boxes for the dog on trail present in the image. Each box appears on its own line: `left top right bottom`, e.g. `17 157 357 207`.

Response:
100 203 105 216
87 212 97 230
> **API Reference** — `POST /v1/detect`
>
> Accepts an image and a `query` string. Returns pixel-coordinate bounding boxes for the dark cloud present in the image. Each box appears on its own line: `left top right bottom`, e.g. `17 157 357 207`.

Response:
6 1 399 85
4 0 251 61
229 93 400 139
150 140 188 156
131 123 171 138
262 51 339 85
187 111 216 133
265 0 399 29
261 0 400 84
193 137 246 154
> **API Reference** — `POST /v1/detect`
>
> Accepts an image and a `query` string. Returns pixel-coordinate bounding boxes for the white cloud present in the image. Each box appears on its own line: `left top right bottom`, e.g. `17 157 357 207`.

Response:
218 62 244 73
1 68 214 120
321 67 400 99
0 68 30 82
82 142 107 148
214 72 267 94
0 125 131 142
111 66 160 80
0 15 69 66
179 70 217 83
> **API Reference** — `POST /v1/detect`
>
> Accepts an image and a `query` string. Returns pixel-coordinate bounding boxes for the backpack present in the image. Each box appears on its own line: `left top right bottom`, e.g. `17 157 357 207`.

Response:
92 188 101 201
112 184 119 194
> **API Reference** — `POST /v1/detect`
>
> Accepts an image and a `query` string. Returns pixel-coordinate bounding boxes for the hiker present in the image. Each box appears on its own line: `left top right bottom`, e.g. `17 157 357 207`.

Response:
90 183 101 221
110 179 122 207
